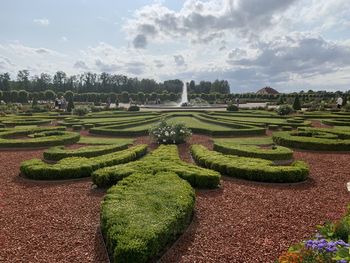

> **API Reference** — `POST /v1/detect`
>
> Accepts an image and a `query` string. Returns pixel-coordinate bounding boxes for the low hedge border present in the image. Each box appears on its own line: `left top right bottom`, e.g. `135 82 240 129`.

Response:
101 172 195 263
92 144 221 189
20 144 147 180
273 129 350 151
213 142 293 161
72 124 82 131
322 119 350 126
191 145 309 183
0 127 80 148
2 119 52 126
43 143 130 161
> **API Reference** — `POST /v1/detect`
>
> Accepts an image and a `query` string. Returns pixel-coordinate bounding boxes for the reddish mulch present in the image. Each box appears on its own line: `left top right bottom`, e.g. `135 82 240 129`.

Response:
311 120 332 128
1 136 350 263
159 150 350 263
0 149 108 263
177 135 213 163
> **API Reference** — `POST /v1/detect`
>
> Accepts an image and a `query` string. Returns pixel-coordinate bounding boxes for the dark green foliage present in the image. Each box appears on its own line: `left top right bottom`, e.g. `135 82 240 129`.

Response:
20 145 147 180
18 90 29 103
32 97 38 107
72 124 82 131
0 127 80 148
92 145 220 188
268 124 279 130
101 172 195 263
128 105 140 111
213 143 293 160
226 104 238 111
43 143 130 161
273 128 350 151
276 105 294 116
292 95 301 110
66 98 74 113
191 145 309 183
73 107 88 116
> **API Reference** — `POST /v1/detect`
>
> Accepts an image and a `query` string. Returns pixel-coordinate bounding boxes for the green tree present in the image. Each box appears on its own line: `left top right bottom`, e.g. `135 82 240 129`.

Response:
121 91 129 103
32 97 38 107
17 70 30 90
64 90 74 101
10 90 19 102
18 90 29 103
293 95 301 110
67 98 74 112
44 90 56 101
0 73 11 91
137 92 145 104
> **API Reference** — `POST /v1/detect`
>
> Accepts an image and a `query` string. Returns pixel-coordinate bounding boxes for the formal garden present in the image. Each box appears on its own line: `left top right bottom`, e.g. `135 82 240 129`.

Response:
1 93 350 263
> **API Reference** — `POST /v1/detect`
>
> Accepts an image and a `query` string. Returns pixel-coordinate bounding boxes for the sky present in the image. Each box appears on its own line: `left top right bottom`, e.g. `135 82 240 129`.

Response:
0 0 350 92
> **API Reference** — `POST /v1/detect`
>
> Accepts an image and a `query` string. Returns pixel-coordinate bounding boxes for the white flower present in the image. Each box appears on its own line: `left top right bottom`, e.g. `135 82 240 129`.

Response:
165 131 169 137
163 139 166 142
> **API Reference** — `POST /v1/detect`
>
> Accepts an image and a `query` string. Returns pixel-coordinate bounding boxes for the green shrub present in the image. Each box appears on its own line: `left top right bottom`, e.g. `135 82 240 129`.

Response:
101 172 195 263
191 145 309 183
43 143 130 161
73 107 89 116
0 127 80 148
72 124 82 131
149 119 191 144
20 145 147 180
66 98 74 113
292 95 301 110
213 143 293 160
227 104 238 111
92 144 220 188
276 105 294 116
83 123 95 130
281 126 293 131
268 124 279 130
128 105 140 111
273 128 350 151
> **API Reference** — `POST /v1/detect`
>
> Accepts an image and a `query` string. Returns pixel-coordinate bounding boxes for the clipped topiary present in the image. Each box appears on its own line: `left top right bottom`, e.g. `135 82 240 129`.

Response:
293 95 301 111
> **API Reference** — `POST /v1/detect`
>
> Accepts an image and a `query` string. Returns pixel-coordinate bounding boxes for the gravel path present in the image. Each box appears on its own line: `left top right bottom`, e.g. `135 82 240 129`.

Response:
1 142 349 263
0 149 108 263
160 150 350 263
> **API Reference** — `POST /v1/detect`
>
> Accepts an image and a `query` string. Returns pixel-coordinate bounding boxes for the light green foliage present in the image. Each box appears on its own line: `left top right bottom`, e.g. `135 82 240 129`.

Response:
78 136 133 145
191 144 309 183
43 143 131 161
92 144 221 188
101 172 195 263
20 145 147 180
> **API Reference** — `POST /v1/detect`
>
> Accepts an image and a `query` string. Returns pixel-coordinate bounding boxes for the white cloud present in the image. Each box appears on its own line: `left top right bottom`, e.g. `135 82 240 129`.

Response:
61 36 68 42
33 18 50 26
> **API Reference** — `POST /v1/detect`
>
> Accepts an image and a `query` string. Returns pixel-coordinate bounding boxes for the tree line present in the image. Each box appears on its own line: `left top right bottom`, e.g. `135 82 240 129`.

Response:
0 71 230 94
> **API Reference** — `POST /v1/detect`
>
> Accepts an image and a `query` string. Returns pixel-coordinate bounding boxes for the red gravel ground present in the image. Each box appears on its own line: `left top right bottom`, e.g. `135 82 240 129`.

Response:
0 149 108 263
1 137 350 263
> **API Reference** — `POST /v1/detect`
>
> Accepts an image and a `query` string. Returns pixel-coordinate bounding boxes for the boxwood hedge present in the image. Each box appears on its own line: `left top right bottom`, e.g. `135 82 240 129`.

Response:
0 127 80 148
20 144 147 180
191 145 309 183
43 143 130 161
101 172 195 263
273 128 350 151
92 144 220 189
213 142 293 161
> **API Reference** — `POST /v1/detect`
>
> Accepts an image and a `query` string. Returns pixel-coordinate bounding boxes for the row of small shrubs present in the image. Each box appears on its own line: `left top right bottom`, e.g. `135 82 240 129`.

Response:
20 145 147 180
101 172 195 263
191 145 309 183
322 119 350 126
43 143 130 161
273 128 350 151
213 142 293 161
0 127 80 148
2 119 52 126
92 145 220 188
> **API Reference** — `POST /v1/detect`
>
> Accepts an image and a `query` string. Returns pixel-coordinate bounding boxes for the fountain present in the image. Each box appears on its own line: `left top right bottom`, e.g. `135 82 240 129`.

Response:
179 81 189 107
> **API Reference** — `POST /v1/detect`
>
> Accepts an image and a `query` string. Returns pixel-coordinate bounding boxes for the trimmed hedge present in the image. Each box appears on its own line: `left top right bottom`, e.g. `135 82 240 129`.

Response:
268 124 279 130
2 119 52 126
43 143 130 161
101 172 195 263
0 127 80 148
322 119 350 126
281 126 293 131
273 128 350 151
92 145 220 189
72 124 82 131
191 145 309 183
213 142 293 161
20 145 147 180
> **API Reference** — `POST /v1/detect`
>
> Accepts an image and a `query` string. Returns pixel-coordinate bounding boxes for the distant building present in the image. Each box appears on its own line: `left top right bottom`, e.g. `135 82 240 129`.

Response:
256 86 279 95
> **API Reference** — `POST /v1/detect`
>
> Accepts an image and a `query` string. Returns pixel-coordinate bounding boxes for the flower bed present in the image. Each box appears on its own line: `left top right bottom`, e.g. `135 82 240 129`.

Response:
101 172 195 263
191 145 309 183
20 145 147 180
92 145 220 188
